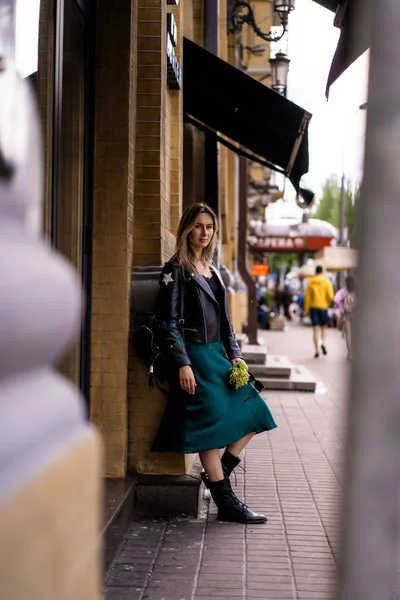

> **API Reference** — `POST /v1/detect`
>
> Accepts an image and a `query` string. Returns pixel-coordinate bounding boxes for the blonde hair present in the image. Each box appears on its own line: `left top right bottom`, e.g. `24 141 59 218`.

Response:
173 203 219 275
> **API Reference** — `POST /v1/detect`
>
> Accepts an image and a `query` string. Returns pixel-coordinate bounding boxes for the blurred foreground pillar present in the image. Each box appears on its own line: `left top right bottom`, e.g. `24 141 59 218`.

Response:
339 1 400 600
0 20 102 600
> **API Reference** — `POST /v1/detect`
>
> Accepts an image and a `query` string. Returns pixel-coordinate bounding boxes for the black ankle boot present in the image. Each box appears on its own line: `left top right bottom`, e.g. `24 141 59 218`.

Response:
208 477 267 524
221 449 241 478
200 450 241 488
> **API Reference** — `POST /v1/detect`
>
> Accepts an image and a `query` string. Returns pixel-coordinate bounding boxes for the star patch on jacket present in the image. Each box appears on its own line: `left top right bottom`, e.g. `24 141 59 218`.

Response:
162 272 174 286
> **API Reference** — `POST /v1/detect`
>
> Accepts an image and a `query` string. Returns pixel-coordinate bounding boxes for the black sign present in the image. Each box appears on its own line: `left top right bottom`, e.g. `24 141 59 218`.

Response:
167 13 181 89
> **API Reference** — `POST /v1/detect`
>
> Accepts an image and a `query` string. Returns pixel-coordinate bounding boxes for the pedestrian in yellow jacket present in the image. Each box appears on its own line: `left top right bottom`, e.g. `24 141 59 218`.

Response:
304 266 334 358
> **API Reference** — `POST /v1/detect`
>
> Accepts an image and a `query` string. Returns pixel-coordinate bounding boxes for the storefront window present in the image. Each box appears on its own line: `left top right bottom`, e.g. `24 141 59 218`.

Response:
15 0 43 234
56 0 86 385
17 0 92 393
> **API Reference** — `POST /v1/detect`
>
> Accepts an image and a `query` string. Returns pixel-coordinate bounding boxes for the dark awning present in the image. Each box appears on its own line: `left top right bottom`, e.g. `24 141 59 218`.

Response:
312 0 371 97
183 37 312 193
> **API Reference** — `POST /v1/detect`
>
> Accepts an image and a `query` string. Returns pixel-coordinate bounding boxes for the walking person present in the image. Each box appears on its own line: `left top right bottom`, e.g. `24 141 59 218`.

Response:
304 265 334 358
282 285 293 321
296 290 305 320
274 285 284 315
334 276 356 359
152 203 277 524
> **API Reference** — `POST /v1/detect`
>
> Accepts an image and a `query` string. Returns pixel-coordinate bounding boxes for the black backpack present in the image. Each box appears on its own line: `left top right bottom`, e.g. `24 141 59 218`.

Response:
132 276 185 388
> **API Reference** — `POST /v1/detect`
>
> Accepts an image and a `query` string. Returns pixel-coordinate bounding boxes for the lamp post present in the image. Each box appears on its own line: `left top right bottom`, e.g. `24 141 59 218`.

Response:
273 0 296 28
269 51 290 96
229 0 295 42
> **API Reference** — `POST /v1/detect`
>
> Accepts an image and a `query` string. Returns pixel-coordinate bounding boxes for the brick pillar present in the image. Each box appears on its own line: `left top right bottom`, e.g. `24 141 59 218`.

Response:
90 0 138 478
133 2 165 267
169 1 184 234
128 0 190 475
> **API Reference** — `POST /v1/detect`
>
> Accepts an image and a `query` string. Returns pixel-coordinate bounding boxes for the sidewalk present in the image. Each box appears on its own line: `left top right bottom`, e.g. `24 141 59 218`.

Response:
105 323 350 600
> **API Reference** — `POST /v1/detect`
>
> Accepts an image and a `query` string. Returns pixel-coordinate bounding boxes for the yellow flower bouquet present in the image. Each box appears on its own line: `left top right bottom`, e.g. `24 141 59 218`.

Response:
228 362 250 390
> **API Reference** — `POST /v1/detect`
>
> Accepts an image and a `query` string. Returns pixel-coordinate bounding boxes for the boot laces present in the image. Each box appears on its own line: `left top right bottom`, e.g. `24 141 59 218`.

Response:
230 463 246 487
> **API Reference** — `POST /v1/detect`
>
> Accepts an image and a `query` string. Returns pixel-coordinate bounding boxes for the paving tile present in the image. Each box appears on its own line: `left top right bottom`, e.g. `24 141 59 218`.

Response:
104 325 350 599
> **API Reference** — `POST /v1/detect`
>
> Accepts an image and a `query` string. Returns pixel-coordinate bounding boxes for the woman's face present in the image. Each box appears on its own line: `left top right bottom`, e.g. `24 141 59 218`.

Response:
188 212 214 253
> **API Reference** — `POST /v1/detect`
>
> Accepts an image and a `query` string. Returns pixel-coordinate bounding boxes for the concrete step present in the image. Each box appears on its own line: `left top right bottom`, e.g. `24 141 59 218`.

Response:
250 354 292 379
242 343 267 364
236 333 248 349
259 365 317 392
237 334 264 349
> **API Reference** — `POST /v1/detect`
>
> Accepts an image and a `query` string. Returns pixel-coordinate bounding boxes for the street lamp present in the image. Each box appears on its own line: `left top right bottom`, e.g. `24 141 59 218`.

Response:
273 0 296 28
229 0 295 43
269 51 290 95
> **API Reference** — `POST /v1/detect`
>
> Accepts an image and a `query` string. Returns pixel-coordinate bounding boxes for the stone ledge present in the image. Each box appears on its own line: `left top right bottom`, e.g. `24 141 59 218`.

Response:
133 461 204 519
242 343 267 364
260 364 317 392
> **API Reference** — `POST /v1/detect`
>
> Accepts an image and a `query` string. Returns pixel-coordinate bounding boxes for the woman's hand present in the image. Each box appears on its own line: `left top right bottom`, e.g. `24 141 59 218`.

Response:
179 365 197 395
231 358 247 368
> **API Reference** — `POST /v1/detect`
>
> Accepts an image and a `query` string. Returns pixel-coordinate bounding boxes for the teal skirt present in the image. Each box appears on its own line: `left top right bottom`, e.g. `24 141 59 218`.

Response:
152 340 277 454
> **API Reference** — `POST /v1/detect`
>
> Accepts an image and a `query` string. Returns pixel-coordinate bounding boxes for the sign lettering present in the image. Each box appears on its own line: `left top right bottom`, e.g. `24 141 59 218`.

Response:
249 236 334 252
167 13 181 89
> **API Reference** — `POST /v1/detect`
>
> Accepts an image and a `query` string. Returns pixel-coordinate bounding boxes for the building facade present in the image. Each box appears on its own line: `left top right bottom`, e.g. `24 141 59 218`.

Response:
25 0 247 483
22 0 308 487
1 2 310 595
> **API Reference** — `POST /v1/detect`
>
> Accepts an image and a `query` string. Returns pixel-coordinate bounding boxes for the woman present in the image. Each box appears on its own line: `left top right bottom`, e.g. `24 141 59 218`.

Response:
152 203 277 524
334 276 355 359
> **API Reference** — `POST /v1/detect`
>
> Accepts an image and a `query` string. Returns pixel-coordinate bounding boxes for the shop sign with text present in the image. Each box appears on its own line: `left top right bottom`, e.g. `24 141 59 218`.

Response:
250 236 334 252
167 13 181 89
251 264 269 276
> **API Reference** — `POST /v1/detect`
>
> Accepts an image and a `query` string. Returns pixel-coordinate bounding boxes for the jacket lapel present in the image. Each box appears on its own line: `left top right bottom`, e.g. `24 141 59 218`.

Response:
211 265 230 318
210 265 226 290
191 272 218 305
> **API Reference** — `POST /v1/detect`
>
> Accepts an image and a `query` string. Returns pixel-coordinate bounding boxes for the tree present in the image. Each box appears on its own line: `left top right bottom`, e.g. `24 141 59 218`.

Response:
313 176 340 224
348 186 360 247
313 175 357 243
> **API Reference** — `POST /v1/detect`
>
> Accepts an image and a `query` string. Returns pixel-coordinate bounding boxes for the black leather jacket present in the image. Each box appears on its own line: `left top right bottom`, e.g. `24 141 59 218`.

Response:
158 261 243 369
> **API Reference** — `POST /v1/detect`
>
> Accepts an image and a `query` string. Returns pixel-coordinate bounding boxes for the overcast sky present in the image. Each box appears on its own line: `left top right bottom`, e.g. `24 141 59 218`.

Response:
15 0 40 79
268 0 370 219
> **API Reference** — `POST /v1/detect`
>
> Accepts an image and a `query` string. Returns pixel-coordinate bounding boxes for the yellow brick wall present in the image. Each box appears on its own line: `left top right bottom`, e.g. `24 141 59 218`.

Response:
128 0 186 475
91 0 138 478
134 1 164 267
241 0 273 75
90 0 240 477
192 0 205 45
219 0 228 62
169 1 184 235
